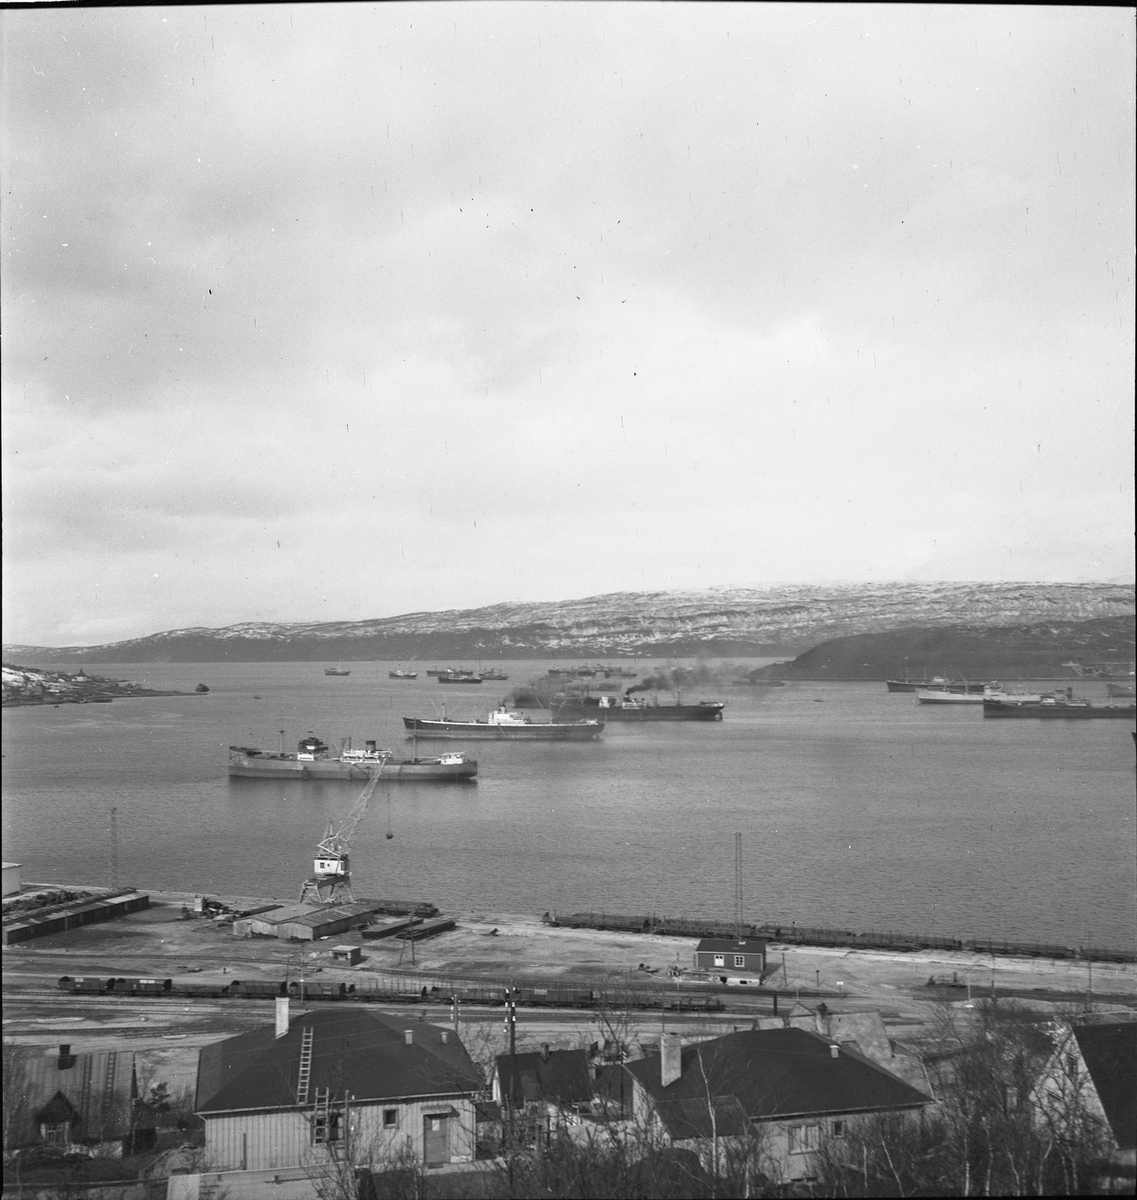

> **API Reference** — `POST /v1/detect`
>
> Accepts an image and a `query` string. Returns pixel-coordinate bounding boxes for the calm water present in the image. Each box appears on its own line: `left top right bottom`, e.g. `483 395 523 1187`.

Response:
2 660 1134 950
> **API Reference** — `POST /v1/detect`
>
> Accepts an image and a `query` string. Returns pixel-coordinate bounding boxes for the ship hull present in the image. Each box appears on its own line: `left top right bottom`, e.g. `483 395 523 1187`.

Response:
228 750 477 780
887 679 986 693
981 700 1136 719
561 700 725 721
402 717 603 740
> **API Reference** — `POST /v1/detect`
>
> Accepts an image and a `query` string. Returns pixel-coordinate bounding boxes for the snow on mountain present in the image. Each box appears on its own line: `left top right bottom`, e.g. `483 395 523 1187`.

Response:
4 582 1133 664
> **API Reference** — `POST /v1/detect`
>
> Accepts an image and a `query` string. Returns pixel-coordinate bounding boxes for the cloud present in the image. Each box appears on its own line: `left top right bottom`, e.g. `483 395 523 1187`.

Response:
2 3 1133 644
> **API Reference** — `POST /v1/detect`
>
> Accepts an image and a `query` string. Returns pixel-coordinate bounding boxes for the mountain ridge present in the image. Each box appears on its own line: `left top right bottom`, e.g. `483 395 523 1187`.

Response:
4 582 1133 664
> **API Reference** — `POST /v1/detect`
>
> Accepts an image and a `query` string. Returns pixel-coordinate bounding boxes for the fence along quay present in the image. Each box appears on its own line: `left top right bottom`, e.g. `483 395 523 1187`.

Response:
544 911 1137 965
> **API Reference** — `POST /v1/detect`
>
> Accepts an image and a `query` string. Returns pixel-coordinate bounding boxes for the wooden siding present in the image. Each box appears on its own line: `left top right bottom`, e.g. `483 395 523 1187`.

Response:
203 1096 476 1171
694 949 766 973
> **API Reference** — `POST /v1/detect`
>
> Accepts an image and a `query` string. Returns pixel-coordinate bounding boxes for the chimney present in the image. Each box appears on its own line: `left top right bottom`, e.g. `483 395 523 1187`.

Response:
829 1044 840 1059
404 1030 413 1045
275 996 290 1039
58 1044 75 1070
440 1031 449 1044
660 1032 682 1087
541 1043 550 1062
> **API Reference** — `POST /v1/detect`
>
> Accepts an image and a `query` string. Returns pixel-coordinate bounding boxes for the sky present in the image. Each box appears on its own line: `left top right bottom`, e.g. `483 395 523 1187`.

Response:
2 3 1134 647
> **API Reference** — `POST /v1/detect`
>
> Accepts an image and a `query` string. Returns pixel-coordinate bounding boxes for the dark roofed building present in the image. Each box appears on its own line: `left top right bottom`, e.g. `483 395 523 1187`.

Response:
605 1027 932 1183
195 1000 480 1171
493 1045 594 1113
1034 1018 1137 1169
7 1045 137 1155
694 936 767 979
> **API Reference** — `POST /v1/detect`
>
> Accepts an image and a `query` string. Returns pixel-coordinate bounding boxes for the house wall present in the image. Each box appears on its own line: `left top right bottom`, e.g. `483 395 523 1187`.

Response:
203 1096 476 1172
694 949 766 974
1033 1040 1133 1167
629 1071 923 1186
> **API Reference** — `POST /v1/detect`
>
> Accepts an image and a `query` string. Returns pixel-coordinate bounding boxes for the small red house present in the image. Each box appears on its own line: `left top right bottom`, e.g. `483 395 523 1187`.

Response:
694 936 767 980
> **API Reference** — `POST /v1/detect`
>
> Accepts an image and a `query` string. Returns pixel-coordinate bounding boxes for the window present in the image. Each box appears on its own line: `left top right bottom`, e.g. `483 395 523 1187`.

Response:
713 955 725 967
383 1108 398 1128
734 955 745 968
789 1123 822 1154
312 1111 343 1144
41 1122 69 1149
832 1120 846 1138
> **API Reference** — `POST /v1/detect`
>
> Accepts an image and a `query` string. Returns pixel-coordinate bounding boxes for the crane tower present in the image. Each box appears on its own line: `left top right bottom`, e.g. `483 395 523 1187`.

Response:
298 764 386 905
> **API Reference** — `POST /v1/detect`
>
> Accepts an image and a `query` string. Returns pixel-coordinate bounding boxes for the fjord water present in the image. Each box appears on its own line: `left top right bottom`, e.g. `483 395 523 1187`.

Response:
2 660 1134 951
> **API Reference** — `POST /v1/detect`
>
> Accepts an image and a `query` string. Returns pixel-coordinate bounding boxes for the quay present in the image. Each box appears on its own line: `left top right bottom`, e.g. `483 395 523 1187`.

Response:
545 910 1137 965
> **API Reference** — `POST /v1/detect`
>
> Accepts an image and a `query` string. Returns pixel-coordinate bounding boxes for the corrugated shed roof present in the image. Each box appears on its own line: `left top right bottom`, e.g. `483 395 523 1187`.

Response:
1073 1021 1137 1150
627 1028 931 1121
495 1048 593 1107
195 1010 480 1114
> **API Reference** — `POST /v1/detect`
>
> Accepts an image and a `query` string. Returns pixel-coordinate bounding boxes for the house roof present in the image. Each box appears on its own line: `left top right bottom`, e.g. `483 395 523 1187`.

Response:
627 1028 931 1122
196 1009 480 1115
655 1095 752 1140
695 937 767 954
22 1049 136 1143
495 1048 593 1107
1073 1021 1137 1150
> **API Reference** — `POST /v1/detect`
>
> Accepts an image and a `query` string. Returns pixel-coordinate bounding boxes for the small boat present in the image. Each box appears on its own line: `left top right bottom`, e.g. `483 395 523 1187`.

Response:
324 665 351 677
437 671 483 684
479 669 509 681
403 706 604 740
389 669 418 680
228 734 476 780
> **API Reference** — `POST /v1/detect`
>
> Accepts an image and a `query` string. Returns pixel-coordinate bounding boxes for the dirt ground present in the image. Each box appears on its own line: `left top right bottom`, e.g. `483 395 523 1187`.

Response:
5 889 1134 1102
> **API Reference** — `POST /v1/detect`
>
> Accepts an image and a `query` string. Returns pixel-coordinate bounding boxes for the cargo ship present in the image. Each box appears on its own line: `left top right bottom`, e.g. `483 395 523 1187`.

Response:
228 734 477 780
402 706 604 740
981 692 1137 719
558 693 725 721
886 676 988 693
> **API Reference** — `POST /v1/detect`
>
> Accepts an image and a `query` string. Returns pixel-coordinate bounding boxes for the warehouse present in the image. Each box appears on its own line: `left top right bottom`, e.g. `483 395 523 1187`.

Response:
232 900 380 941
2 891 151 945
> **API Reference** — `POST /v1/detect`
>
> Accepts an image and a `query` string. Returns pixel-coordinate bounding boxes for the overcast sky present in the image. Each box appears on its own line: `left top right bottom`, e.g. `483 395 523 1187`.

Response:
2 3 1133 647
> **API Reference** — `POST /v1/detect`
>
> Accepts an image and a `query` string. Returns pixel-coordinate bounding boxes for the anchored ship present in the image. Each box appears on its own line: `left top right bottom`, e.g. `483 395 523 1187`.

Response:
981 692 1137 719
558 692 725 721
228 733 477 780
402 706 604 740
886 676 987 693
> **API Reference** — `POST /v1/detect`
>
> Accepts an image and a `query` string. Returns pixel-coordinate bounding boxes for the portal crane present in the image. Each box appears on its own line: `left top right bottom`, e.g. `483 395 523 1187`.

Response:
298 764 386 905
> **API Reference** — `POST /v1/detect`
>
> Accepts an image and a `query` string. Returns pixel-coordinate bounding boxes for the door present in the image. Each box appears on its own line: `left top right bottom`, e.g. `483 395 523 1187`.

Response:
423 1113 449 1165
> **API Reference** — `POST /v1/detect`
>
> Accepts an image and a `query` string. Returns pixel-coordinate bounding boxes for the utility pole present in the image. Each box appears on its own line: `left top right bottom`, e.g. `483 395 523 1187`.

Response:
734 831 744 939
504 987 517 1185
109 806 119 890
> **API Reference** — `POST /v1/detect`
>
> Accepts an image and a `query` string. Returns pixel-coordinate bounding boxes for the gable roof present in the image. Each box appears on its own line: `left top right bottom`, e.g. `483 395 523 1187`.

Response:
495 1048 593 1108
21 1049 135 1144
1073 1021 1137 1150
196 1010 480 1114
627 1028 931 1122
695 937 767 954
